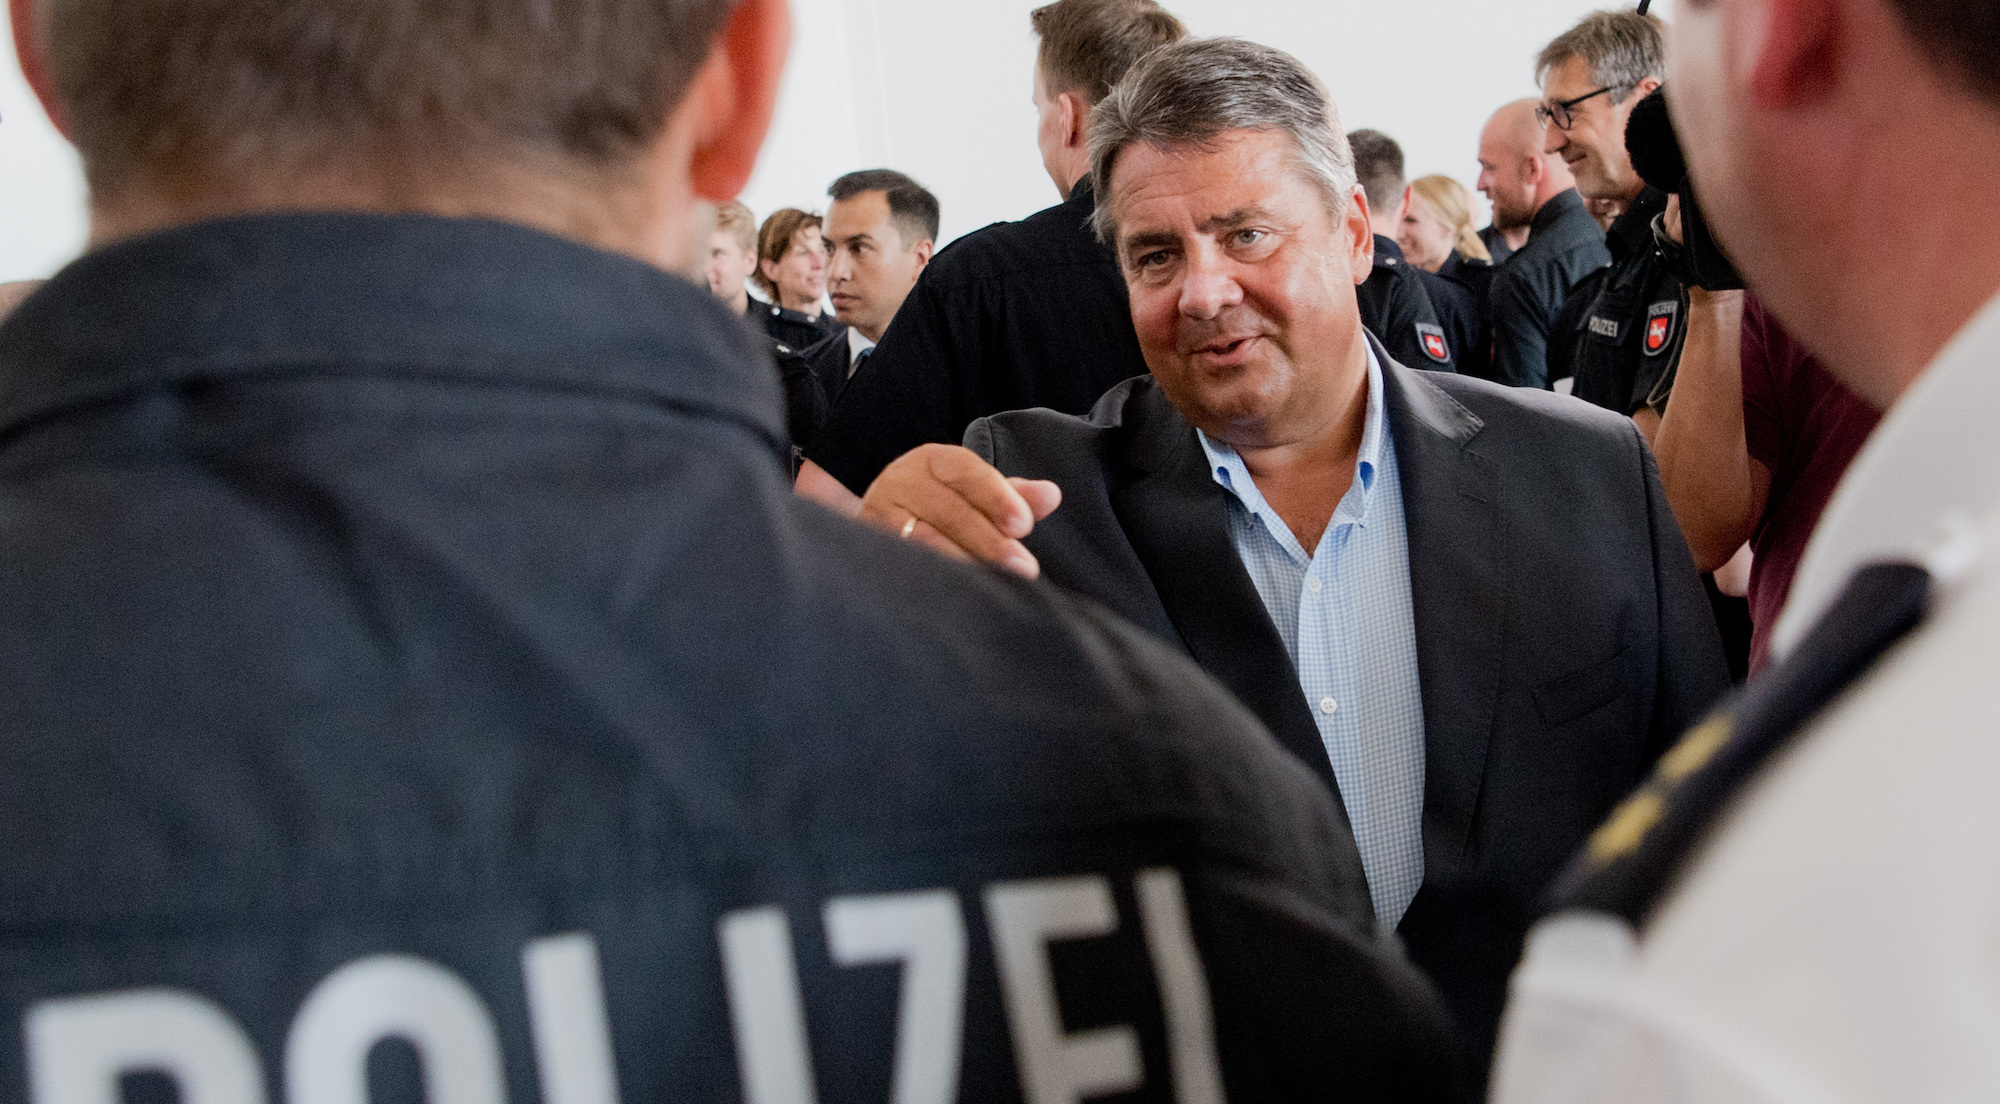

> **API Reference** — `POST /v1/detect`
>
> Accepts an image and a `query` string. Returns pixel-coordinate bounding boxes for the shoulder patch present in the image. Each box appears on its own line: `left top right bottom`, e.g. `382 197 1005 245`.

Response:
1415 323 1451 364
1643 299 1680 356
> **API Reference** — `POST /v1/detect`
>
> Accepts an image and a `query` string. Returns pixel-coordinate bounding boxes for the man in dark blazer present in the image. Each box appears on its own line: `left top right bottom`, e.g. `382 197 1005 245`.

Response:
854 38 1729 1080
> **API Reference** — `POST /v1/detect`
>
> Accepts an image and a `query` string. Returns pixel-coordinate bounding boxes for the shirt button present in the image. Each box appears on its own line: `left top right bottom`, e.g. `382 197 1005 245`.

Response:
1319 697 1338 715
1307 578 1323 594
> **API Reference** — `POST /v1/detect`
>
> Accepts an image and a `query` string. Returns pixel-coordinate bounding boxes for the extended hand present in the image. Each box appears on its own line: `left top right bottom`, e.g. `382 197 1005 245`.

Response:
857 444 1062 578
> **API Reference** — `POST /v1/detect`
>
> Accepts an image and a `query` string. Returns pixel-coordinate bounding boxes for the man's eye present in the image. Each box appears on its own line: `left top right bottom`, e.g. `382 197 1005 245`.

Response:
1137 250 1172 269
1233 229 1266 247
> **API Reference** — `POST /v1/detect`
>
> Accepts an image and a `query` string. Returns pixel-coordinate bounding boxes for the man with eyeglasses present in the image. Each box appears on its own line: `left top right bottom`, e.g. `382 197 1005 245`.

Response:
1536 10 1683 439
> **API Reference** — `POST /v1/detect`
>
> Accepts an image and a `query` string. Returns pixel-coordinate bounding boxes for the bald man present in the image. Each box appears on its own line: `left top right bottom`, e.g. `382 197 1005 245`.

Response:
1478 99 1609 389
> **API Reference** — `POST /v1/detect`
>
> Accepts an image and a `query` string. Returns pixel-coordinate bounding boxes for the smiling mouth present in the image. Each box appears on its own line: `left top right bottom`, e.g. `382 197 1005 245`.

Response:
1192 335 1260 360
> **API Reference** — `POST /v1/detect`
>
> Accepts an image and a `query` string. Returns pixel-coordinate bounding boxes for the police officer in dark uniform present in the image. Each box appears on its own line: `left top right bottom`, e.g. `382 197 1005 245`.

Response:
759 296 842 353
1535 11 1680 422
1358 235 1457 373
0 0 1475 1097
1547 184 1684 418
1348 130 1461 373
753 207 844 353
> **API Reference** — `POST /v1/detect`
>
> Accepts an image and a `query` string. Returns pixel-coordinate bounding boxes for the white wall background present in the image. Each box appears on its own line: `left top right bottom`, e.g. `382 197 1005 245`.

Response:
0 0 1632 281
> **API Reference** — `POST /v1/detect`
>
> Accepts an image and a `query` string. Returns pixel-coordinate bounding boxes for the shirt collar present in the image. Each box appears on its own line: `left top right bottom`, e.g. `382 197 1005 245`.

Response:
847 327 877 369
0 212 787 449
1198 343 1388 537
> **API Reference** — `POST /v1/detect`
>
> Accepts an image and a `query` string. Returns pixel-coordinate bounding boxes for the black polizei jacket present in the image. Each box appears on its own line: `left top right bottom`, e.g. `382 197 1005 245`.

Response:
965 342 1730 1078
1357 236 1455 373
1552 187 1689 416
0 214 1468 1102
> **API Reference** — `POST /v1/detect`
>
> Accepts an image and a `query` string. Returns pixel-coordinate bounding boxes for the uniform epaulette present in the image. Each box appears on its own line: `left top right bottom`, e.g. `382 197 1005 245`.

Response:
1546 561 1931 928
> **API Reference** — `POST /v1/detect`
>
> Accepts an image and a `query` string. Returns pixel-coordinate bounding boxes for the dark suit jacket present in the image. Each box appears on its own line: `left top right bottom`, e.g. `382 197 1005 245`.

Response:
0 216 1468 1103
966 342 1729 1074
798 325 856 409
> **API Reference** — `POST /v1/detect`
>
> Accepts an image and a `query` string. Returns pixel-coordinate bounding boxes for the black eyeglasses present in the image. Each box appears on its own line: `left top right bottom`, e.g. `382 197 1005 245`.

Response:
1536 87 1615 131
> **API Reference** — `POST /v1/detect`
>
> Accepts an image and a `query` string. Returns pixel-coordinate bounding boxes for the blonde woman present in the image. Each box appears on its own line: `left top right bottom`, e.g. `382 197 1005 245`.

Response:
1403 174 1498 378
1401 174 1492 280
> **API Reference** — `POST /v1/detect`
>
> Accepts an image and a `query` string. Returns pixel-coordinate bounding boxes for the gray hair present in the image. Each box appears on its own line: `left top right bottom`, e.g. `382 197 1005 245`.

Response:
1536 10 1668 101
1087 38 1356 247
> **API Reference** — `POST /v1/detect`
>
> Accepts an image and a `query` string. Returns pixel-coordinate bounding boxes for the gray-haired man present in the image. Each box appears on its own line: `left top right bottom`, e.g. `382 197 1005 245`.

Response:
1537 10 1683 430
853 36 1728 1078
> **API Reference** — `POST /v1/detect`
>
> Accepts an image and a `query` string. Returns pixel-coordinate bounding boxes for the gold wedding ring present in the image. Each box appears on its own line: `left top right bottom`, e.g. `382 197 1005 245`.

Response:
900 516 919 540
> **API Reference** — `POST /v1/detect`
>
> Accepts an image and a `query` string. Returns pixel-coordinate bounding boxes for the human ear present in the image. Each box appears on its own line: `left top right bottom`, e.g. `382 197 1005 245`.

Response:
10 0 71 137
688 0 791 202
1345 186 1375 286
1059 92 1084 150
1747 0 1841 108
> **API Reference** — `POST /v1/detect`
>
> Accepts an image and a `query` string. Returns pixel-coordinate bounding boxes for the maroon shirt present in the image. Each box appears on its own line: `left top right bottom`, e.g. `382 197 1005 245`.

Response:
1741 296 1882 673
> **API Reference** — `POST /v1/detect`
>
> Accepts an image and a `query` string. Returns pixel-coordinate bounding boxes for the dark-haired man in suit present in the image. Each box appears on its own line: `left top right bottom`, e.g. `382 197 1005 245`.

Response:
855 36 1728 1080
799 169 937 412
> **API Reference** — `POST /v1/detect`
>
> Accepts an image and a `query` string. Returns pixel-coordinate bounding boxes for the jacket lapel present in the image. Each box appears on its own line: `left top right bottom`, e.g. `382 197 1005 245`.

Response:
1380 346 1507 883
1106 383 1345 804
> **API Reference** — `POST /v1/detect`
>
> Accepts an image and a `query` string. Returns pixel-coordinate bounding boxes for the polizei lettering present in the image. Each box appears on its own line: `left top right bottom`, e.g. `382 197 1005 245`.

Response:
20 869 1222 1104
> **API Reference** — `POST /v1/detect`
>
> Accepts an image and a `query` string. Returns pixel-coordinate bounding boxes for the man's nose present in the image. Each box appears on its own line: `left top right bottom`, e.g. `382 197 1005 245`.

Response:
1543 124 1567 156
1179 256 1242 319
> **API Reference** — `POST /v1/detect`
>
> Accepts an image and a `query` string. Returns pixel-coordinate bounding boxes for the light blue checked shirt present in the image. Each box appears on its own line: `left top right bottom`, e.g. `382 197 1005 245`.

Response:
1197 349 1427 929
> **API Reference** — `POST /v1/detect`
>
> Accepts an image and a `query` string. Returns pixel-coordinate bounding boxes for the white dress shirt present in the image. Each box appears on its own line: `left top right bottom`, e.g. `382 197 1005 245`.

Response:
846 327 876 377
1489 289 2000 1104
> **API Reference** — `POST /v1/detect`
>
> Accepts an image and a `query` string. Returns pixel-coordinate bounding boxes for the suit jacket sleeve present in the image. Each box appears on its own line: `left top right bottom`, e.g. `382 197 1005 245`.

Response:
1489 269 1553 390
964 415 997 464
806 274 969 493
1635 420 1733 758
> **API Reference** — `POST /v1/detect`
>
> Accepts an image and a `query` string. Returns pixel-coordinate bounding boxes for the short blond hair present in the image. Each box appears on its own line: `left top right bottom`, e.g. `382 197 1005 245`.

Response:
1409 175 1489 263
714 200 756 254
